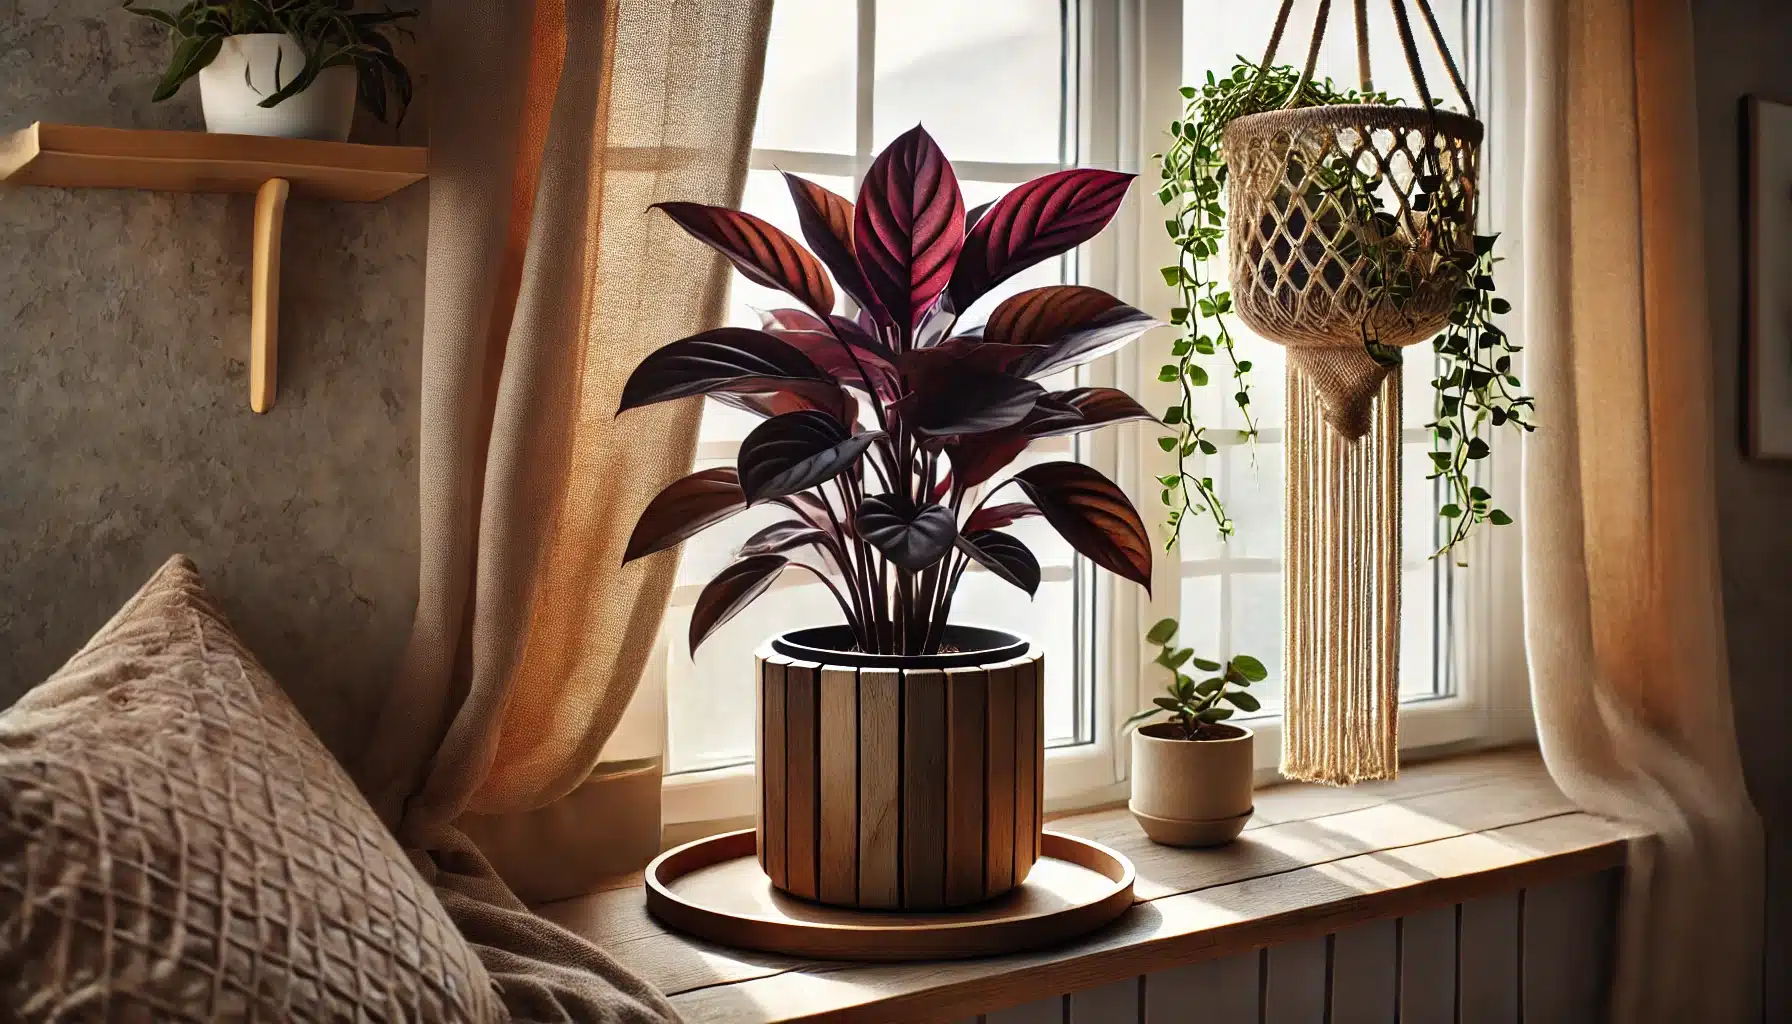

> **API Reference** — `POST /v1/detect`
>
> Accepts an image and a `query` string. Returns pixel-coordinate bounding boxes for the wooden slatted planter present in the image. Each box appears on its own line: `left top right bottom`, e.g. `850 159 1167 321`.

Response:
756 643 1045 911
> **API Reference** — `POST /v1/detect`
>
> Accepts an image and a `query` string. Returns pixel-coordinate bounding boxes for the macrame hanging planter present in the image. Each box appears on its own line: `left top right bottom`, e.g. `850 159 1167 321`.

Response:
1222 0 1482 784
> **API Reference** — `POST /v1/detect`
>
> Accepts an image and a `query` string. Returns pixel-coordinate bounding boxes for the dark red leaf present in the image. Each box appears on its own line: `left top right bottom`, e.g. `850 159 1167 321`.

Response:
759 308 898 400
951 169 1136 309
1010 462 1152 592
855 494 957 571
891 371 1043 439
623 468 747 562
738 520 832 558
711 385 859 428
654 202 835 316
618 328 833 412
982 286 1159 378
899 339 1036 383
945 432 1031 489
738 410 882 501
783 173 875 312
853 125 966 333
964 502 1040 532
690 554 788 653
956 530 1041 596
1025 387 1158 438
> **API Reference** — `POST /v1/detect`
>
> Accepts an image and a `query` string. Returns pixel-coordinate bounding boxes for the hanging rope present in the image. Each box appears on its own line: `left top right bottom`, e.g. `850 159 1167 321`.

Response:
1282 363 1402 783
1218 0 1481 785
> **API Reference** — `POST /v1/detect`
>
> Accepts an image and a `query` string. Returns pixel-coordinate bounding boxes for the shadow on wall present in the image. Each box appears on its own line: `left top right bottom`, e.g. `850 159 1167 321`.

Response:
0 0 433 758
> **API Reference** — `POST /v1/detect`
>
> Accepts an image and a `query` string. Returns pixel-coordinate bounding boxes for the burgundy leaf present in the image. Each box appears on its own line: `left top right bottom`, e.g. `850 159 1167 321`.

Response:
623 468 746 562
1024 388 1158 438
982 285 1160 378
855 494 957 571
945 432 1031 490
759 307 899 400
1014 393 1088 436
951 169 1136 309
738 520 833 558
654 202 835 316
712 386 859 428
738 410 882 502
956 529 1041 597
853 125 966 333
690 554 788 653
891 371 1043 438
964 501 1041 533
783 173 875 312
1009 462 1152 592
900 339 1036 382
618 328 833 412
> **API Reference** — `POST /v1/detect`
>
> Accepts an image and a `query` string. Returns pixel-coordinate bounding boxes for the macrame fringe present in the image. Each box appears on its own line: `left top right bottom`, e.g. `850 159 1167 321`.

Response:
1281 361 1402 785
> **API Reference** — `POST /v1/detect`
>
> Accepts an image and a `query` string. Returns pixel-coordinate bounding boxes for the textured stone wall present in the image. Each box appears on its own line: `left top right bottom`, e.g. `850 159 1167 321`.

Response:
0 0 429 757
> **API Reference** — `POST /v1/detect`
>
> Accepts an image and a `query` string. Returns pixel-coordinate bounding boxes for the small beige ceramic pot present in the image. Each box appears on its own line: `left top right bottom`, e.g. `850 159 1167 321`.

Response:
1129 722 1255 847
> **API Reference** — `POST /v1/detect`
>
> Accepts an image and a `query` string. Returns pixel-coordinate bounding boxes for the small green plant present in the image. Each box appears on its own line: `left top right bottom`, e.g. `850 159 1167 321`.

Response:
124 0 417 125
1125 617 1266 740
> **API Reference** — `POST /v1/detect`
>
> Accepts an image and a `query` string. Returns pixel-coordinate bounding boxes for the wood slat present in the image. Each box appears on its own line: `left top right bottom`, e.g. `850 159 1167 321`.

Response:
1014 656 1040 884
1521 871 1617 1022
819 667 859 905
857 668 902 910
902 668 949 910
785 663 820 901
1067 978 1138 1023
946 667 988 905
1397 905 1459 1024
1459 892 1521 1024
666 812 1636 1023
1142 952 1259 1024
1329 918 1397 1024
762 657 789 890
1263 939 1327 1024
986 996 1066 1024
984 661 1018 897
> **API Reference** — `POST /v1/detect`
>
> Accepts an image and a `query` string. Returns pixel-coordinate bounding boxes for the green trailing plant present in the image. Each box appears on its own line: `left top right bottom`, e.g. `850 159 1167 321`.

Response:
124 0 417 125
1155 58 1532 560
1426 235 1533 558
1125 617 1266 740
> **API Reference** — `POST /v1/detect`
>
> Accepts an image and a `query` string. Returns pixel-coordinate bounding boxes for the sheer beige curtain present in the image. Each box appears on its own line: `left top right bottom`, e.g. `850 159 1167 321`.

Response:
356 0 771 1017
1523 0 1763 1020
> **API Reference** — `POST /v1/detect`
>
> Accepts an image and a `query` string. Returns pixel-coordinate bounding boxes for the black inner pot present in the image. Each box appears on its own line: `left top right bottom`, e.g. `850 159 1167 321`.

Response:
771 624 1030 669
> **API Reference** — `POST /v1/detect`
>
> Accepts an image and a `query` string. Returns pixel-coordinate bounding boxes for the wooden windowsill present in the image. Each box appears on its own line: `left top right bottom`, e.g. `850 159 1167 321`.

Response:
537 747 1637 1024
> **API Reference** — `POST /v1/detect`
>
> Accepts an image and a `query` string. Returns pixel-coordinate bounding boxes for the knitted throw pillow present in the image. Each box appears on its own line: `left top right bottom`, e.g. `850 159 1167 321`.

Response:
0 556 503 1023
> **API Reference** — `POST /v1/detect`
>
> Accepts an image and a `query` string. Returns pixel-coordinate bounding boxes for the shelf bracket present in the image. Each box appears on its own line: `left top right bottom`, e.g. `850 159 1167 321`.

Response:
250 177 290 414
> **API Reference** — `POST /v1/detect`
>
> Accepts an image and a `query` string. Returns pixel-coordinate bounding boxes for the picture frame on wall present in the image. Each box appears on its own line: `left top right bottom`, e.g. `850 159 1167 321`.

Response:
1746 96 1792 459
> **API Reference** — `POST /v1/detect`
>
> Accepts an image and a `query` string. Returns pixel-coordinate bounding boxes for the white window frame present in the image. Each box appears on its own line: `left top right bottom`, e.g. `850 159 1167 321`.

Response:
661 0 1532 829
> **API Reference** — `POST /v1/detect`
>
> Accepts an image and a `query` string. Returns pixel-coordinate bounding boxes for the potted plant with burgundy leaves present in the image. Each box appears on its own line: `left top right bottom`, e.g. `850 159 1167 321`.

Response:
1125 618 1265 847
618 126 1155 911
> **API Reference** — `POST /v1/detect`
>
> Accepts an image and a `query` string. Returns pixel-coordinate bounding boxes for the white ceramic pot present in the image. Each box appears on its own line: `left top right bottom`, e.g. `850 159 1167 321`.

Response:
1129 722 1255 847
198 34 356 141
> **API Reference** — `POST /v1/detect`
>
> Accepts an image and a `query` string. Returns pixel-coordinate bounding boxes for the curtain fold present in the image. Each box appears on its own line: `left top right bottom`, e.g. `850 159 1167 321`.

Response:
1522 0 1764 1020
357 0 772 1017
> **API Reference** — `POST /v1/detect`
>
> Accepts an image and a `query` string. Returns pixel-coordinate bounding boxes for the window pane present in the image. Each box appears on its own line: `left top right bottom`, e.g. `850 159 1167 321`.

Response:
874 0 1065 164
754 0 856 154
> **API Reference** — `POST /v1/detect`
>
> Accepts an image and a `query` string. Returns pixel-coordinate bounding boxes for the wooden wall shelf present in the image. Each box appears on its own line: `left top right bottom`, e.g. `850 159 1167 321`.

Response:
0 122 427 413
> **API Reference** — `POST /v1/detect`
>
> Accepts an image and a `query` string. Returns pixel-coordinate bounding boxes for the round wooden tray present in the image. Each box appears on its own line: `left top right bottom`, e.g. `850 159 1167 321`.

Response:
644 829 1135 961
